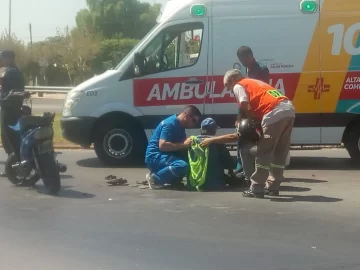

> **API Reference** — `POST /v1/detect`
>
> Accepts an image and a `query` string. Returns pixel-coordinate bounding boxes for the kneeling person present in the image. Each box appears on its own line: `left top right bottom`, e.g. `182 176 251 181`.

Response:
145 105 202 189
189 118 236 191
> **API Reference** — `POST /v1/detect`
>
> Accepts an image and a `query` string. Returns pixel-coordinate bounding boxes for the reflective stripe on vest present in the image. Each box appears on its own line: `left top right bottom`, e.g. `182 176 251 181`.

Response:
237 78 288 119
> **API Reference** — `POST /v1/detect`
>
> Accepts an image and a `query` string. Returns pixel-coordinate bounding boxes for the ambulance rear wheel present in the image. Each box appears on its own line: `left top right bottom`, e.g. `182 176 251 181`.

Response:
344 125 360 163
94 121 146 166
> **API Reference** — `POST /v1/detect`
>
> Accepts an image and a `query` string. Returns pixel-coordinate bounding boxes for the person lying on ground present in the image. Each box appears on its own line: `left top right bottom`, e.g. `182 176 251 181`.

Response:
145 105 202 190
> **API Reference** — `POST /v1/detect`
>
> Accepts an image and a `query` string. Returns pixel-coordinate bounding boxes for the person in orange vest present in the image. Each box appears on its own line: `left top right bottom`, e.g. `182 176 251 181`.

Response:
234 46 271 185
200 69 295 198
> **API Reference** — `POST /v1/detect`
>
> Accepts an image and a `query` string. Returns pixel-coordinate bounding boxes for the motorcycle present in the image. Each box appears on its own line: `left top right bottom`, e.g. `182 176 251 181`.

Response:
0 90 63 194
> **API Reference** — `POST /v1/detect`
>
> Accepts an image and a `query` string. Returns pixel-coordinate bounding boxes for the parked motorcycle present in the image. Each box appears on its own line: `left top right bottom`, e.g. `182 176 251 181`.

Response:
0 90 63 194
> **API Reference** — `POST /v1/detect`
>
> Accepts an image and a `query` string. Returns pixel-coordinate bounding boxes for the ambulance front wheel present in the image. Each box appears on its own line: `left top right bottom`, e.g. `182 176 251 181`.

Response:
344 125 360 163
94 120 147 166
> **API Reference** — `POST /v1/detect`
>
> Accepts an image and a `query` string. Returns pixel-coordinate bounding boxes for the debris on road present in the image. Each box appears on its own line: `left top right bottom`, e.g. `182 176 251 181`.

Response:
105 175 128 186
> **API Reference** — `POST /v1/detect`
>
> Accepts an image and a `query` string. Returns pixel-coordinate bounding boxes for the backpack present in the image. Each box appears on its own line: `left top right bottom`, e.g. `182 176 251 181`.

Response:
187 136 209 191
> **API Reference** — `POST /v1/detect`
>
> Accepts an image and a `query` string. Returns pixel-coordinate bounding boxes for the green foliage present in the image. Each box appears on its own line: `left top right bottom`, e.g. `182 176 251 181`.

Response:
78 0 161 39
92 38 139 73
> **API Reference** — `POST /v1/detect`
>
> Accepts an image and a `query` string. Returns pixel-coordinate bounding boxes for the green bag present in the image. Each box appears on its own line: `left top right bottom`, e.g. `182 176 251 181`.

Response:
187 136 209 191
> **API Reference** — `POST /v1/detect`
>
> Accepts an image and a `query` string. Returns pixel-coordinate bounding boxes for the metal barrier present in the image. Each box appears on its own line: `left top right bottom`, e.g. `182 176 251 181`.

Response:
25 86 72 94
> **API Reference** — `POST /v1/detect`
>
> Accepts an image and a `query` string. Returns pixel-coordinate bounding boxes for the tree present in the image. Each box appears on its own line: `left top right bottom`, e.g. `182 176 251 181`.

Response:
76 0 161 39
92 38 138 73
54 27 100 85
75 9 96 37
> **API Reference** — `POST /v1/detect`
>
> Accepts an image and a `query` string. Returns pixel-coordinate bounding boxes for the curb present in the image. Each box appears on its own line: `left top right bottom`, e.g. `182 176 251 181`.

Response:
0 144 93 150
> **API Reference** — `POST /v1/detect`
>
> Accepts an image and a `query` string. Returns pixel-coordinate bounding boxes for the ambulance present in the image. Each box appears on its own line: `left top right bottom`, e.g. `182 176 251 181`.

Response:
61 0 360 165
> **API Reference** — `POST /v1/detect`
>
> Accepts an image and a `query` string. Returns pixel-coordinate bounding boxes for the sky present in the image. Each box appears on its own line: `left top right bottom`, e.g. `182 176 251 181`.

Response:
0 0 165 43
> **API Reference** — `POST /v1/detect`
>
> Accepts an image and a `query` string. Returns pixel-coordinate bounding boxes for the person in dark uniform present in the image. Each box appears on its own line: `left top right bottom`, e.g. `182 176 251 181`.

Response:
234 46 270 185
237 46 270 83
0 50 25 177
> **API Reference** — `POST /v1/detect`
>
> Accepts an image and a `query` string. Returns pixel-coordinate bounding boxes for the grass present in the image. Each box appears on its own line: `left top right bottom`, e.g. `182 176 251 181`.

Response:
0 113 74 146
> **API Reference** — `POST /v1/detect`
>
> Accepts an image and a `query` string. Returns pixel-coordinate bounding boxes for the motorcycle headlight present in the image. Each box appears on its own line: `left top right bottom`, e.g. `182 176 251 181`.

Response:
63 91 84 113
33 127 53 140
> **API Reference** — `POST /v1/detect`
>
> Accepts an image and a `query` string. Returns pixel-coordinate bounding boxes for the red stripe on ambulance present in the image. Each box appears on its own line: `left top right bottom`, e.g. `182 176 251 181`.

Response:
133 74 300 107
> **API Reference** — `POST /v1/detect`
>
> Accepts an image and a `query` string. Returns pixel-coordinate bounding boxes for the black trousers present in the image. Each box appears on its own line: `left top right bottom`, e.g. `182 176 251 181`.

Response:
1 107 21 156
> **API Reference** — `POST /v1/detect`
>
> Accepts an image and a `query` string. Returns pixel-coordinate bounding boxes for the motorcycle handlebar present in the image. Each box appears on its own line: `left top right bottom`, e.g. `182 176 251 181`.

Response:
0 90 31 101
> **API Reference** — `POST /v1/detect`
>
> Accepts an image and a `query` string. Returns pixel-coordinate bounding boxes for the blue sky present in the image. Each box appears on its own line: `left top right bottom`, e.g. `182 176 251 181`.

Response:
0 0 165 43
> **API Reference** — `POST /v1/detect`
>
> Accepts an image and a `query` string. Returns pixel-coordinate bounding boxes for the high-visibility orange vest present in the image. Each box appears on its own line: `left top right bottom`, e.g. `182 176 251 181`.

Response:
237 78 288 119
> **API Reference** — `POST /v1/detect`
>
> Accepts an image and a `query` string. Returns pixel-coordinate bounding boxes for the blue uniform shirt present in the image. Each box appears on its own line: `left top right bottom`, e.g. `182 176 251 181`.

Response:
145 114 186 162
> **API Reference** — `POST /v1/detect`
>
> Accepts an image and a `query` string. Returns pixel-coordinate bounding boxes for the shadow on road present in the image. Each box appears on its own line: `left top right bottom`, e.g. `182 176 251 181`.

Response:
76 157 145 169
36 186 95 199
270 195 343 203
57 186 95 199
280 185 311 192
288 156 360 171
284 177 328 184
60 174 74 180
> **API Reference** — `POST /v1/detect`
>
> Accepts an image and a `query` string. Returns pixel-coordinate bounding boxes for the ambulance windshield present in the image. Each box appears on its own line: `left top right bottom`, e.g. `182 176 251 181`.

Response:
114 23 159 70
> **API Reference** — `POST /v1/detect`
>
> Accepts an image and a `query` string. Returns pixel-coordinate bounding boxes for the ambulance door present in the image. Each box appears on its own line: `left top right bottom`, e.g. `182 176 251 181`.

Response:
319 0 360 144
132 19 211 136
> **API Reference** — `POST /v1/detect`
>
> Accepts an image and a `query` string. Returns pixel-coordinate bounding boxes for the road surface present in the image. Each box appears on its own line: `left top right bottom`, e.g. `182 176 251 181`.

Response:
0 148 359 270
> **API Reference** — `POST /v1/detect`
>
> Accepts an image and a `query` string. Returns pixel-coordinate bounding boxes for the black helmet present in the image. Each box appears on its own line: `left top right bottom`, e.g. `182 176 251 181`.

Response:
236 118 261 142
0 50 15 60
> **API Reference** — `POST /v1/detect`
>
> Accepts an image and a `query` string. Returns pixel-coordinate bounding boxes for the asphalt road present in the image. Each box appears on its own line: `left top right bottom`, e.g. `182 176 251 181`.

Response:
0 148 360 270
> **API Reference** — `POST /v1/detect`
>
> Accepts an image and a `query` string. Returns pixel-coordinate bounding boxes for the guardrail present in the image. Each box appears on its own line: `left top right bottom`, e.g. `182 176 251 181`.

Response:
25 86 72 93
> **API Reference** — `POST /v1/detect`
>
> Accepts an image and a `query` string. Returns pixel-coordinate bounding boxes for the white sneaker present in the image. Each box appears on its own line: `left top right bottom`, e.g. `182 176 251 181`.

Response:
146 173 160 190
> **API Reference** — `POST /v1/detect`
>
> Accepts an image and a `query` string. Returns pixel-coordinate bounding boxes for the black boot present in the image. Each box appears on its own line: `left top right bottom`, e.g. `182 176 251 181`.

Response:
242 189 264 198
264 189 279 196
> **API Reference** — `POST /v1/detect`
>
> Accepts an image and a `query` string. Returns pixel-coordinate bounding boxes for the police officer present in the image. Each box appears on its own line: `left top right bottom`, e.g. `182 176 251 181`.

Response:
0 50 25 177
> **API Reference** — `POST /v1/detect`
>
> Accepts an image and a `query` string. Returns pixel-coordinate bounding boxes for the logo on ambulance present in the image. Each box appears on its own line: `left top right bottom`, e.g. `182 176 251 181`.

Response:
307 78 330 100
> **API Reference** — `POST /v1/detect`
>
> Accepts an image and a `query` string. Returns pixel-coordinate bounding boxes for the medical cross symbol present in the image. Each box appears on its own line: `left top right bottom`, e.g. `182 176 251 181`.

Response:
307 78 330 100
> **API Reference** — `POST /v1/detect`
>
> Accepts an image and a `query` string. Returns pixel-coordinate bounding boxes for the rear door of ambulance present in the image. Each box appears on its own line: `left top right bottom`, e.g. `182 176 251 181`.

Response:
207 0 322 145
319 0 360 144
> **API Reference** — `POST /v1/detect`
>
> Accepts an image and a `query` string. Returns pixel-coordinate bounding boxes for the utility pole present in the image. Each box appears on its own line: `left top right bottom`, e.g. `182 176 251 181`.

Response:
29 23 33 44
8 0 12 38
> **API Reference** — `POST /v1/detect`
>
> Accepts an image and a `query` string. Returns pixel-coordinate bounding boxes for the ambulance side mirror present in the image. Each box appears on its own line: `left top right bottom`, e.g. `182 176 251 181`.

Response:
133 52 143 77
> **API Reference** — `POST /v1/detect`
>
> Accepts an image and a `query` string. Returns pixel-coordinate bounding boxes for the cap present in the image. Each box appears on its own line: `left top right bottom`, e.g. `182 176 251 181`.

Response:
223 69 244 86
201 118 219 130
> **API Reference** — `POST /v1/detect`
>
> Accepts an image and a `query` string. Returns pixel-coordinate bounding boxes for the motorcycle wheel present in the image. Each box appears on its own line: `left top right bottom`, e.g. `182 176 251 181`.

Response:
35 152 61 194
5 153 40 186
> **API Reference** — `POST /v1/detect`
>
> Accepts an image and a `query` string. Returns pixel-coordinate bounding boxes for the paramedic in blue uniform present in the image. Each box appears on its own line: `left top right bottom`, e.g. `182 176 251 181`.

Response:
145 105 202 189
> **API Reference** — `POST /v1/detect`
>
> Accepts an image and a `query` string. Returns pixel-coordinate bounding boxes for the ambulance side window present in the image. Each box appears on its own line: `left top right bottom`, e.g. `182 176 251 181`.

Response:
140 22 203 75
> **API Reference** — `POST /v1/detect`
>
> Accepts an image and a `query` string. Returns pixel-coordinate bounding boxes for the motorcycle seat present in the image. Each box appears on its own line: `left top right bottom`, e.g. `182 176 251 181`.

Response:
19 114 55 132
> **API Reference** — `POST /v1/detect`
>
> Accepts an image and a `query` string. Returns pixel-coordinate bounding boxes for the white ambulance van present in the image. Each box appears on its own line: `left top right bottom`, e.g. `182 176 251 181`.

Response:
61 0 360 165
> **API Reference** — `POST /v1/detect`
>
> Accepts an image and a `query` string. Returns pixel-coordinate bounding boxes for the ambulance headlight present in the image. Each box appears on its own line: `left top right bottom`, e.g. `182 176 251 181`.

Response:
63 91 84 112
